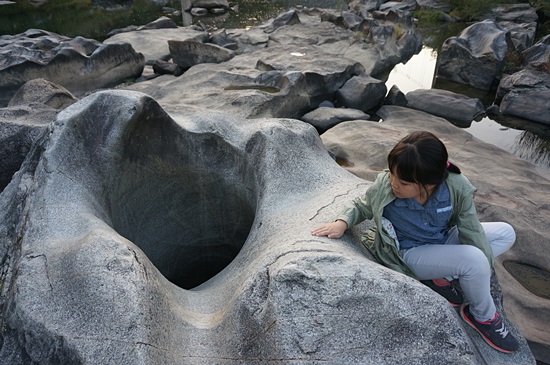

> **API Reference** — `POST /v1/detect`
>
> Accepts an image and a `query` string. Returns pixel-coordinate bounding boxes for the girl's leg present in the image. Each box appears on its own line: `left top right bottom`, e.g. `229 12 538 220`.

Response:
404 221 516 321
402 243 496 321
445 222 516 258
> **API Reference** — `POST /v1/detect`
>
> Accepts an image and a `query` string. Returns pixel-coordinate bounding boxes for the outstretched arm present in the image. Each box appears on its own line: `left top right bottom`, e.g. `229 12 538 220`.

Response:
311 220 348 239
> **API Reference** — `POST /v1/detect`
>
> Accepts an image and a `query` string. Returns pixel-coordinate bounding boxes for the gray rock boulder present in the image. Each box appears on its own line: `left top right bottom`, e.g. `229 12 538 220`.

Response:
168 39 235 69
522 34 550 73
8 78 77 109
500 88 550 125
481 3 539 52
436 20 508 91
0 29 145 107
321 105 547 364
336 75 387 112
0 90 513 365
495 69 550 124
300 106 370 133
406 88 486 124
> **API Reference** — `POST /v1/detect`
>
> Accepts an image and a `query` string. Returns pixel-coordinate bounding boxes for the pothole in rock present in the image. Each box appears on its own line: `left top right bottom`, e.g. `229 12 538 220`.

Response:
109 124 256 290
503 260 550 299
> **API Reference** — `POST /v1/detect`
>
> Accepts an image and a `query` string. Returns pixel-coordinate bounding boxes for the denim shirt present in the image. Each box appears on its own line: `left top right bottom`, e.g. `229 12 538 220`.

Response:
382 182 452 249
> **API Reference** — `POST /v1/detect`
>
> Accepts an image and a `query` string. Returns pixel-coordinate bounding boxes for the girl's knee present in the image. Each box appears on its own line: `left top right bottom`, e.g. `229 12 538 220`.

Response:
462 246 491 275
488 222 516 256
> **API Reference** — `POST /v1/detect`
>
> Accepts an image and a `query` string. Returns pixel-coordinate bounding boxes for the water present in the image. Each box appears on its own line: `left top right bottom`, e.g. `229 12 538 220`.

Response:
385 46 550 177
1 0 548 174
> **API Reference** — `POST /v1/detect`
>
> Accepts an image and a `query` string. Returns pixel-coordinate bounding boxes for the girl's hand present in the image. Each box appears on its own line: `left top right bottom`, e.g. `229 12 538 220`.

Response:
311 220 348 239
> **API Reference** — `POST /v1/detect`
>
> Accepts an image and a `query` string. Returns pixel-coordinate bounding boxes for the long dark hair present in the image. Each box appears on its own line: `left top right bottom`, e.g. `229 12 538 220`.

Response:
388 131 461 190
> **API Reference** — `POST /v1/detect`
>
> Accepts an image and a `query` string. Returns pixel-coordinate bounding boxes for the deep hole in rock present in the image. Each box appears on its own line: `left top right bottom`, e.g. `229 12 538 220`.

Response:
108 116 256 290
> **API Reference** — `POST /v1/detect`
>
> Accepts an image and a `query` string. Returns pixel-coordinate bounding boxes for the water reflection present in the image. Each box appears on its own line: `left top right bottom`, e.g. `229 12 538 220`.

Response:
385 47 550 174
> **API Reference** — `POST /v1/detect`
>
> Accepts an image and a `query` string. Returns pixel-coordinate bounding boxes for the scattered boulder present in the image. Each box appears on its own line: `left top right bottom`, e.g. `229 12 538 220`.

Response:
494 69 550 124
500 88 550 125
384 84 408 106
336 75 387 112
406 88 486 124
0 78 75 192
300 106 370 134
168 39 235 69
152 59 183 76
522 34 550 73
436 20 508 91
8 78 77 109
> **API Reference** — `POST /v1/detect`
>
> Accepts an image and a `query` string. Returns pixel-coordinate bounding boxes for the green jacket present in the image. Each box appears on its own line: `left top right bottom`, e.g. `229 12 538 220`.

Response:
336 170 494 279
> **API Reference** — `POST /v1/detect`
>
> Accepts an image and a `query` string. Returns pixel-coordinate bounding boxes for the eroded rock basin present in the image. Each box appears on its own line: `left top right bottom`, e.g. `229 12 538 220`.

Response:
0 91 535 364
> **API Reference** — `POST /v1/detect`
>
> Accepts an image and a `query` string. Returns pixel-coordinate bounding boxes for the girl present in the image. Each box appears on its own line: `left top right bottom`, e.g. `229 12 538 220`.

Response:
311 131 519 353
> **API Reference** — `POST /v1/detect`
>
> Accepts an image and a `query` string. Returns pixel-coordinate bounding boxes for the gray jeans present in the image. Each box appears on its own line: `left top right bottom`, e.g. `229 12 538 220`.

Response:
400 222 516 322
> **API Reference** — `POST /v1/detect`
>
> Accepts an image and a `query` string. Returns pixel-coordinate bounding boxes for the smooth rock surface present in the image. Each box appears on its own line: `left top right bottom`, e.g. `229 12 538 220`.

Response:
0 29 145 106
0 90 518 365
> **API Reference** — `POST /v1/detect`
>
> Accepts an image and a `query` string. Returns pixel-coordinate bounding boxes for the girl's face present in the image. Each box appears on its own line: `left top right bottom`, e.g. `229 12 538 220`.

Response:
389 170 422 200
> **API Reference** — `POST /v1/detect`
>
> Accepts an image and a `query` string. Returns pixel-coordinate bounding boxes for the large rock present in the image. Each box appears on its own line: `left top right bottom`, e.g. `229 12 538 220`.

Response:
405 88 486 124
321 105 549 364
436 20 508 91
0 90 530 364
0 29 145 107
495 69 550 125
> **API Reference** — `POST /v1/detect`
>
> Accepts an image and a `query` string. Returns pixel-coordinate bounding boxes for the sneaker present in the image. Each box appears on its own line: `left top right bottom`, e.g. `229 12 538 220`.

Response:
460 304 519 353
420 279 464 306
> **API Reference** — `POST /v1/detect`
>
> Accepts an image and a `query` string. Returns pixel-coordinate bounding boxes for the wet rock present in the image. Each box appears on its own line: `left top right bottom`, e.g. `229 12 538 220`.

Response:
0 29 144 107
436 20 508 91
406 88 486 124
501 88 550 125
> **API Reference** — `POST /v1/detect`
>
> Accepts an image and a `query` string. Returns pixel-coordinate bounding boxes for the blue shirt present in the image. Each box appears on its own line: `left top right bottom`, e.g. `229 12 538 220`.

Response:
382 182 453 249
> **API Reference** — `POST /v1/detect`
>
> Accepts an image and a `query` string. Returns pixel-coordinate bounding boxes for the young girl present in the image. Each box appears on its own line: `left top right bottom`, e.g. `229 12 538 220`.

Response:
311 131 519 353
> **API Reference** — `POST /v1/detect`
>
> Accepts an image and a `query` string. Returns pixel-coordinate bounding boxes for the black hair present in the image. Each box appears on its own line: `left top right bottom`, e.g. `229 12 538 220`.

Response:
388 131 461 191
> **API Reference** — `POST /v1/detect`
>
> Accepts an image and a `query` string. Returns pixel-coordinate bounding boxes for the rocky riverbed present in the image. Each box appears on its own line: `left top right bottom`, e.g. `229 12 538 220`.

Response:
0 2 549 364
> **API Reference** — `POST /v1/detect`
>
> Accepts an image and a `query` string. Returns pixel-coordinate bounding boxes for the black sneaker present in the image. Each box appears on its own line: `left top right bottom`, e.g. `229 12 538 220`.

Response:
420 279 464 306
460 304 519 353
